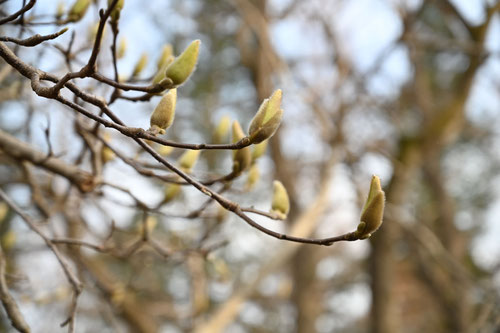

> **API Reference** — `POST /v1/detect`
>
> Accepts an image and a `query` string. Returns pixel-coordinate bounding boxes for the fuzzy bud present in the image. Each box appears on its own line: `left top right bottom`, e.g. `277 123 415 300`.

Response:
108 0 124 24
56 1 65 19
245 164 260 190
231 121 251 175
212 116 231 144
248 89 283 144
356 175 385 239
67 0 91 22
157 145 173 156
178 150 200 172
152 55 174 85
149 89 177 135
163 184 181 203
165 40 200 86
132 52 148 78
157 44 173 70
251 140 268 161
271 180 289 219
117 37 127 59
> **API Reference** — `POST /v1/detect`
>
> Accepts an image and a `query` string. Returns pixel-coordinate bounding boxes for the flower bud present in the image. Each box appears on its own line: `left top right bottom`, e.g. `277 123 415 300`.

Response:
251 140 268 161
149 89 177 135
164 184 181 203
165 40 200 86
67 0 91 22
356 175 385 239
271 180 289 219
108 0 124 24
117 37 127 59
178 150 200 172
245 164 260 190
152 55 174 85
212 115 231 144
157 44 173 70
231 121 251 175
56 1 65 19
101 147 115 164
248 89 283 144
157 145 173 156
132 52 148 78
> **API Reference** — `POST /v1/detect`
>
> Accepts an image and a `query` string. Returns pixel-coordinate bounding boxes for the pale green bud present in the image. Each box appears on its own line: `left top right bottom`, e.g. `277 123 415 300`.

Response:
56 1 65 19
132 52 148 78
178 150 200 171
271 180 289 219
149 89 177 134
231 121 251 175
108 0 124 24
157 44 173 70
165 40 200 86
117 37 127 59
356 175 385 239
157 145 173 156
251 140 268 161
152 55 174 85
248 89 283 144
245 164 260 190
212 115 231 144
68 0 91 22
164 184 181 203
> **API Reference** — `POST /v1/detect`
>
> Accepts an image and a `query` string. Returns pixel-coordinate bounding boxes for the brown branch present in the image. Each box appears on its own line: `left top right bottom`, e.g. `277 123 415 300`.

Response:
0 0 36 25
0 247 31 333
0 189 82 332
0 28 68 47
0 129 97 192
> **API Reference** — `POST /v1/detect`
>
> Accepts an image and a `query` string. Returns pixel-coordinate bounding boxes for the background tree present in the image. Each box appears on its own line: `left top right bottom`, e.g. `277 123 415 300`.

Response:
1 1 500 333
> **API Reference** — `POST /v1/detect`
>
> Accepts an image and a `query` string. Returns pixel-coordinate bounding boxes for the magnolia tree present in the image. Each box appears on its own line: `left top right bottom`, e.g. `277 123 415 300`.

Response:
0 1 385 332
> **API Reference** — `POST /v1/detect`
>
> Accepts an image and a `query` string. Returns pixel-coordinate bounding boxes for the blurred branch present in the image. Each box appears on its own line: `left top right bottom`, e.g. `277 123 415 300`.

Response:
0 246 31 333
0 129 97 193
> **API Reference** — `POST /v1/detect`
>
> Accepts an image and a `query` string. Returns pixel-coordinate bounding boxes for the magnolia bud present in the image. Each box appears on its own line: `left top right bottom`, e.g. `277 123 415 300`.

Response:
248 89 283 144
231 121 251 175
149 89 177 135
356 175 385 239
67 0 91 22
164 184 181 203
117 37 127 59
178 150 200 171
157 145 173 156
212 115 231 144
157 44 173 70
101 147 115 164
245 164 260 190
152 55 174 85
165 40 200 86
251 140 268 161
271 180 289 219
56 1 65 19
132 52 148 78
108 0 124 24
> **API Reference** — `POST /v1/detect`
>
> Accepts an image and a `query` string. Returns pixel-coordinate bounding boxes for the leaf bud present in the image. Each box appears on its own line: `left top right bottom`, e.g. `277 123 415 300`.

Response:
165 40 200 86
248 89 283 144
271 180 289 219
149 89 177 135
